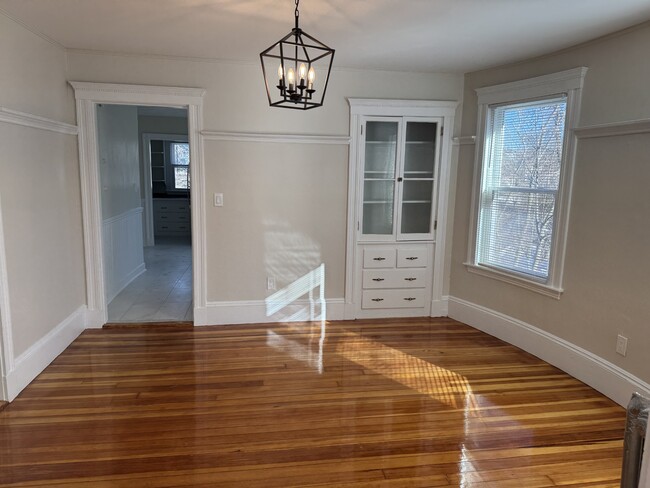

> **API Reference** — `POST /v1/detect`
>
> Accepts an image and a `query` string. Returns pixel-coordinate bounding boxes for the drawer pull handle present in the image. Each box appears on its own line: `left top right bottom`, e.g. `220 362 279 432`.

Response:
404 277 417 281
406 256 418 261
160 206 168 210
373 257 386 261
371 298 384 302
372 278 385 282
404 297 416 301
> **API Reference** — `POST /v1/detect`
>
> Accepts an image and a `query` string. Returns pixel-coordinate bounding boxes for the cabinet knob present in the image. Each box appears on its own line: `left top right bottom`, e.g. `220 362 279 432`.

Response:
373 257 386 261
397 177 403 182
372 278 385 282
404 297 416 301
371 298 384 302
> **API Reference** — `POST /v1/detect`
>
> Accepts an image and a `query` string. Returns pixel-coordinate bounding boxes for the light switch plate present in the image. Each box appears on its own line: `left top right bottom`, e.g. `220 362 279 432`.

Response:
616 334 628 356
213 193 224 207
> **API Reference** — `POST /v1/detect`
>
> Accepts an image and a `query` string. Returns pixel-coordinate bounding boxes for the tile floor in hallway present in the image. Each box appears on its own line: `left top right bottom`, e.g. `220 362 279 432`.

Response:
107 237 192 322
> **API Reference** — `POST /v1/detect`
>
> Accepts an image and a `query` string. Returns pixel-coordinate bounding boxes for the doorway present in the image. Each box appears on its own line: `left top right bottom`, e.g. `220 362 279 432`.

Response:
98 104 193 323
70 82 206 327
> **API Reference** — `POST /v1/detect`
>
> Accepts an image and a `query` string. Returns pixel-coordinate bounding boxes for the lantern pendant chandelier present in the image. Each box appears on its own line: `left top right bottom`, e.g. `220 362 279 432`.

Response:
260 0 335 110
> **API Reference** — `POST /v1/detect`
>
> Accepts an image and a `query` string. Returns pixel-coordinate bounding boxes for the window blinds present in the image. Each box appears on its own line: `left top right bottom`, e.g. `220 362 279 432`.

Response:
477 96 567 280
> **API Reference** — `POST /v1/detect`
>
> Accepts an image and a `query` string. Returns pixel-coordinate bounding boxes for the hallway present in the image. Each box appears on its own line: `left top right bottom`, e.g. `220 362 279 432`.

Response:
107 237 192 322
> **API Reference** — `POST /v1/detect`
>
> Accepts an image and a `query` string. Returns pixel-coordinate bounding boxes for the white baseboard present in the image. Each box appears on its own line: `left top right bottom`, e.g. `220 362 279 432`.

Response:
84 308 105 329
195 298 345 326
5 305 86 401
448 296 650 407
431 296 449 317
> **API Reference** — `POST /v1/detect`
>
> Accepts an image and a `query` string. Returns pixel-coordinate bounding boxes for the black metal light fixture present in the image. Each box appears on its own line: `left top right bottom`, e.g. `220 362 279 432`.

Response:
260 0 335 110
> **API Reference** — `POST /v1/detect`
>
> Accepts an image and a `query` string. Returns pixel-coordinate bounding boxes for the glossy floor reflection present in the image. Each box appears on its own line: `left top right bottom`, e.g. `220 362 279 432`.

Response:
0 318 625 487
107 237 193 322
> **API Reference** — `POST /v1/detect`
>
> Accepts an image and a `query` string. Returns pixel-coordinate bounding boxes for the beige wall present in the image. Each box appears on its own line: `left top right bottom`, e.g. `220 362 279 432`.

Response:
451 23 650 383
0 15 75 124
0 14 84 358
67 52 463 302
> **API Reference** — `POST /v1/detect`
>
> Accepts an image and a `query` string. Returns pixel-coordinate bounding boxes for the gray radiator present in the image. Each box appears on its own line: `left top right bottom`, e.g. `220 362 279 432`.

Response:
621 393 650 488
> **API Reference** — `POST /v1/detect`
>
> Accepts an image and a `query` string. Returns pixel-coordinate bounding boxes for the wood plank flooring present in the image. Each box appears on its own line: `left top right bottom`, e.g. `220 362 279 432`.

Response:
0 317 626 487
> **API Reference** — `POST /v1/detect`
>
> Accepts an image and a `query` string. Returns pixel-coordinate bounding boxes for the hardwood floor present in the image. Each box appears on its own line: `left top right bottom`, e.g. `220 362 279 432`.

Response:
0 317 626 487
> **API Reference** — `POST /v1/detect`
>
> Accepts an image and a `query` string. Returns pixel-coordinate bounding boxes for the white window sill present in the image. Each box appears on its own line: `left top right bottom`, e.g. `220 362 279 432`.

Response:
464 263 563 300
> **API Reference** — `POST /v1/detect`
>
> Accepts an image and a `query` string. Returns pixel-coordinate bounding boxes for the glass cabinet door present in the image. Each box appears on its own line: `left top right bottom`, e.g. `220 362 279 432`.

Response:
361 120 399 236
398 121 438 239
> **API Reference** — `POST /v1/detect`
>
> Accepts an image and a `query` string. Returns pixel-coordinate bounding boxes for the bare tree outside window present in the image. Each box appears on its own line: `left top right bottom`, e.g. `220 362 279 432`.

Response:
171 142 190 190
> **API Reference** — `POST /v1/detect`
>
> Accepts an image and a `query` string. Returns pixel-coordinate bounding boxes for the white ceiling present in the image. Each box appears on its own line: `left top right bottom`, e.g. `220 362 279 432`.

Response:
2 0 650 73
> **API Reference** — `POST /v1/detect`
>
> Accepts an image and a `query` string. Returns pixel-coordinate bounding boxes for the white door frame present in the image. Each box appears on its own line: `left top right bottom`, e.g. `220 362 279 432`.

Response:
141 132 189 247
0 193 14 401
69 82 207 327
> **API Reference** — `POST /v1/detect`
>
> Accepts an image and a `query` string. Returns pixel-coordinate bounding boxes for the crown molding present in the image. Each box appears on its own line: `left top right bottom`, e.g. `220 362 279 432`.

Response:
69 82 205 105
476 67 588 106
348 98 458 116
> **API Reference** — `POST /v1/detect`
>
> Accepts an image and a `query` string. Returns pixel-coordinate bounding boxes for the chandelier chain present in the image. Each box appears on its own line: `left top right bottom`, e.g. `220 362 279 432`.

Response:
295 0 299 21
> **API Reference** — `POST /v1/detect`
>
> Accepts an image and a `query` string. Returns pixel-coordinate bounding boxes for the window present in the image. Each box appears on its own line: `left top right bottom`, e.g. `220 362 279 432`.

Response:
467 68 587 298
170 142 190 190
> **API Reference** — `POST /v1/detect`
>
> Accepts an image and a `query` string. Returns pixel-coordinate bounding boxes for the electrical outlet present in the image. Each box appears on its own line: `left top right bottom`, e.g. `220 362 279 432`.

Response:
267 276 276 290
213 193 224 207
616 334 628 356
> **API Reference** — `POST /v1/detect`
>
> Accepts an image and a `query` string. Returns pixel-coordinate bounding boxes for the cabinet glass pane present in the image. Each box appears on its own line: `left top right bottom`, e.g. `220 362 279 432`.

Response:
401 179 433 234
364 180 394 203
363 202 394 235
364 121 398 179
362 121 398 235
404 122 436 179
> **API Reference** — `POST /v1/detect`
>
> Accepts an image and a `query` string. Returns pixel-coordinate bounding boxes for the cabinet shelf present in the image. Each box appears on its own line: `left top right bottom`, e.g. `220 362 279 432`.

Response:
403 200 432 204
364 200 392 204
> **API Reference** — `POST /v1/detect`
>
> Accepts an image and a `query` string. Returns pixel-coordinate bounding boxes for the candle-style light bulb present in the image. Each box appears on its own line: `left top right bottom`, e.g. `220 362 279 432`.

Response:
277 65 284 82
299 63 307 84
307 66 315 90
287 68 296 90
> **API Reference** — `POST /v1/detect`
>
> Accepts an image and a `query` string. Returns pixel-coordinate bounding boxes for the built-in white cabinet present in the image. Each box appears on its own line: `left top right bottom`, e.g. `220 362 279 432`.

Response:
345 99 456 319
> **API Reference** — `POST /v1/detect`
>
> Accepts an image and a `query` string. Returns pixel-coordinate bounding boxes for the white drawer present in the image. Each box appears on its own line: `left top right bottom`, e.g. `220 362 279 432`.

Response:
362 269 426 289
362 289 426 309
397 246 428 268
153 200 190 213
363 248 396 268
155 221 191 233
155 213 190 224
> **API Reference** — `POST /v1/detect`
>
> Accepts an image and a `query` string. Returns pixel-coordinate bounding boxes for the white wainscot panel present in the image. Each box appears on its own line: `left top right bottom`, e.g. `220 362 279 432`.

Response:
102 207 145 304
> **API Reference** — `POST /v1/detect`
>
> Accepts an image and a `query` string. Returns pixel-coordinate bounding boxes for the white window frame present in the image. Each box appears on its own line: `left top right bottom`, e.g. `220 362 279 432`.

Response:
465 67 588 299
